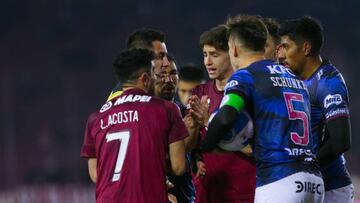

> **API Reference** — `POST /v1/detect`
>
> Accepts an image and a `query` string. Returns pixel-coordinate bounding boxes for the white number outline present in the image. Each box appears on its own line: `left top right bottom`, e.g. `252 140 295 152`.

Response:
283 92 310 146
106 131 130 182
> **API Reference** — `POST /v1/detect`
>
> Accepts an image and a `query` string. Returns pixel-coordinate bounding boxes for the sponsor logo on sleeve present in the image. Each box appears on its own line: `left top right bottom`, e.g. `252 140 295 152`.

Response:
325 108 349 119
323 94 342 108
225 80 238 90
100 101 112 113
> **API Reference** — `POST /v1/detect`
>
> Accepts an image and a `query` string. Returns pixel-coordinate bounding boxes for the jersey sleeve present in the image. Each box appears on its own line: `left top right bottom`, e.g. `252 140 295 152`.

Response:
165 101 189 144
317 72 350 121
224 69 254 102
80 112 98 158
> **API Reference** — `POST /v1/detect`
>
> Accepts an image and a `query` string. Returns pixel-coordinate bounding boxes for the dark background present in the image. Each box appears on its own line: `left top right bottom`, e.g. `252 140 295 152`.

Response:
1 0 359 197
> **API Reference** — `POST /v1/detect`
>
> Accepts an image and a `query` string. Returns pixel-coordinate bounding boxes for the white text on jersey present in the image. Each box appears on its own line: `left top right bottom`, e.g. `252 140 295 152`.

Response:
114 94 152 106
101 110 139 130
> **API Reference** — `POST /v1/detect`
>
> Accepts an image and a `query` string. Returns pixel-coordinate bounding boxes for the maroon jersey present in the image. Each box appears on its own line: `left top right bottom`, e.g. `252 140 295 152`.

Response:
192 80 256 202
80 88 188 203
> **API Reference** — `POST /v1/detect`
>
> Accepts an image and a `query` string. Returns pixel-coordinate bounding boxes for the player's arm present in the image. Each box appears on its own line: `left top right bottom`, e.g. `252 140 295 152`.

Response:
316 117 352 166
88 158 97 183
201 93 245 152
169 139 186 175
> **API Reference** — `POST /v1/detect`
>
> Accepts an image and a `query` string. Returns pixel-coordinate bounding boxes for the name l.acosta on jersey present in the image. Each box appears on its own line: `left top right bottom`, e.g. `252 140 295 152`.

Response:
98 94 152 130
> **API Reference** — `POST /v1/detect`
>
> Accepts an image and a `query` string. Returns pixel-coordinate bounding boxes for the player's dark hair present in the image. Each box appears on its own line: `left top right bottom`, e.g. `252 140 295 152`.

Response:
200 24 229 51
113 49 154 83
127 28 166 50
262 17 281 46
226 14 268 52
179 65 204 83
278 16 324 55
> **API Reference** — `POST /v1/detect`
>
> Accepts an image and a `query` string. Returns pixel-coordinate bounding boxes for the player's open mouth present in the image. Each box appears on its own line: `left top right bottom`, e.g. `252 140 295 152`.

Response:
207 68 217 74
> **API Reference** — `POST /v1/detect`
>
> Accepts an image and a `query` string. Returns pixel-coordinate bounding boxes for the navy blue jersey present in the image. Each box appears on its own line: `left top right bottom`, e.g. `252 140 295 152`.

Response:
304 61 352 191
225 60 320 187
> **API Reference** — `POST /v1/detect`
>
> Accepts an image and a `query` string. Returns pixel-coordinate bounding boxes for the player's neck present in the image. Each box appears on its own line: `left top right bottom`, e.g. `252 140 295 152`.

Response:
215 77 228 91
301 55 323 80
122 83 148 93
215 66 233 91
235 53 265 70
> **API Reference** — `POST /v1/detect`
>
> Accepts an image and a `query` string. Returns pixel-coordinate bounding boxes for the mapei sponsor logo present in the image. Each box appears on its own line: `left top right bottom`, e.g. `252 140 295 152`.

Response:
100 101 112 113
295 181 322 195
323 94 342 108
225 80 238 90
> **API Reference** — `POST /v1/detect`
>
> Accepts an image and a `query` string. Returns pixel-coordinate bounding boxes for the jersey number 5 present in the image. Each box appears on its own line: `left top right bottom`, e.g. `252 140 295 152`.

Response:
106 131 130 182
283 92 309 146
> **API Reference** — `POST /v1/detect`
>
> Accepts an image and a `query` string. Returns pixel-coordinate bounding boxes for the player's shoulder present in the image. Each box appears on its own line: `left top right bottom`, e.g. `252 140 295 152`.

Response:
247 59 277 72
85 111 100 131
319 61 344 82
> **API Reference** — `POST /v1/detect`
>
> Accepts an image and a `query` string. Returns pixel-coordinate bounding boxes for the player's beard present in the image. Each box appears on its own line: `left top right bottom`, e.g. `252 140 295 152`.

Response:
160 83 176 101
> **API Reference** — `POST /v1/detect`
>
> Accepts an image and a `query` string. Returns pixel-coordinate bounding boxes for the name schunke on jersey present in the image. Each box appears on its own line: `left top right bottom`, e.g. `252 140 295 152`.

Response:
267 65 307 91
101 110 139 130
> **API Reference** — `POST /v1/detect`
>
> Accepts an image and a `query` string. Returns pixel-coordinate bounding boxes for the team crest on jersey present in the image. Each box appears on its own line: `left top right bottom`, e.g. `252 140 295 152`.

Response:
225 80 238 90
100 101 112 113
323 94 342 108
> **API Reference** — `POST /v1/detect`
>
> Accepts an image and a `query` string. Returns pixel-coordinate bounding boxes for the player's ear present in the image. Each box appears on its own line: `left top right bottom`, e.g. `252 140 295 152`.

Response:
303 41 312 56
139 71 152 89
139 71 148 83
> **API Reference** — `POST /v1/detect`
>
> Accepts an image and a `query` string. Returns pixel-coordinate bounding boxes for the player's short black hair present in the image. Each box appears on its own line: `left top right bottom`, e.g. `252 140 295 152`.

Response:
127 28 166 50
179 65 204 83
278 16 324 55
200 24 229 51
262 17 281 46
226 14 268 52
113 49 154 83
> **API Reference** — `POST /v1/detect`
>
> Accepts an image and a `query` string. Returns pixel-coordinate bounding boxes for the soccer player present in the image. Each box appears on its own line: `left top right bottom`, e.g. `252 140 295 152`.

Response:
201 15 324 203
159 56 196 203
121 30 196 203
175 65 204 113
107 28 170 101
262 17 286 65
279 16 354 203
189 24 256 203
80 49 188 203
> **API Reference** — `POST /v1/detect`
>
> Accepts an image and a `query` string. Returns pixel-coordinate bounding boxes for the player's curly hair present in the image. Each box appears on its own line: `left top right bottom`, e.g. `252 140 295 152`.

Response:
113 49 154 83
226 14 268 52
200 24 229 51
127 28 165 50
278 16 324 55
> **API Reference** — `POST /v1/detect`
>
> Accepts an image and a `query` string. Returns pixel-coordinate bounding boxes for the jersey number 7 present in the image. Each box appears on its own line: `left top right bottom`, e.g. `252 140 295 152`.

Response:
106 131 130 182
283 92 309 146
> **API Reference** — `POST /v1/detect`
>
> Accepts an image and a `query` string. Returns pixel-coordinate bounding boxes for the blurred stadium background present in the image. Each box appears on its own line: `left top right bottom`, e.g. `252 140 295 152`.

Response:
1 0 359 202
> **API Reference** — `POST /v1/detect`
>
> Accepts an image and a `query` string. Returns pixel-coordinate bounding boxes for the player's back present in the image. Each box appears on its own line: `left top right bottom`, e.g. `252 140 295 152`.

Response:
304 61 352 191
225 59 320 187
85 88 187 203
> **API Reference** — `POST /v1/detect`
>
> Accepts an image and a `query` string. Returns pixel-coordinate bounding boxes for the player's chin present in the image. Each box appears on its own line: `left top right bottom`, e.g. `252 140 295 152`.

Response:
162 92 175 101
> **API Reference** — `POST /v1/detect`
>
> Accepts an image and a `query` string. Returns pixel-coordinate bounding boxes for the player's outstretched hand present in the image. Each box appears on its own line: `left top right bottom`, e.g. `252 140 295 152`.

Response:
196 160 206 177
189 95 210 127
